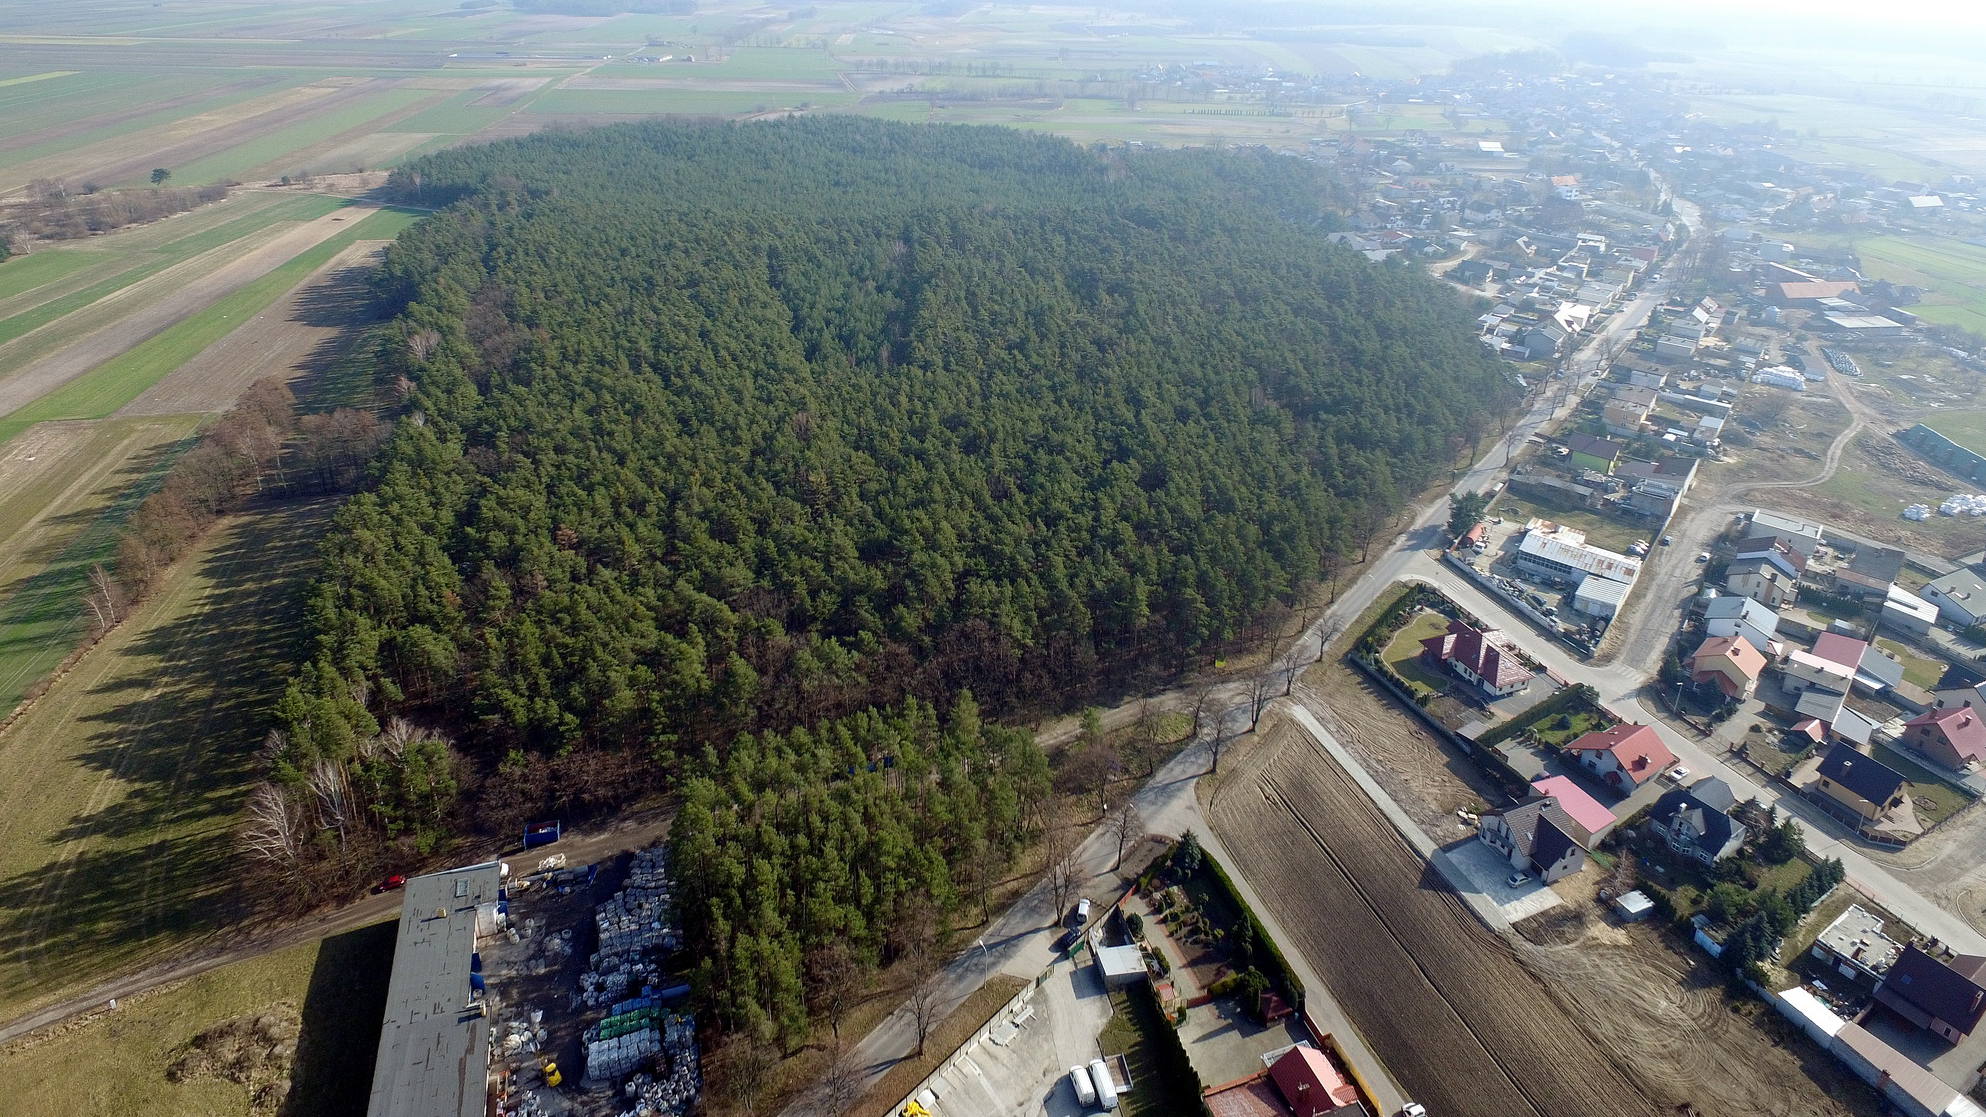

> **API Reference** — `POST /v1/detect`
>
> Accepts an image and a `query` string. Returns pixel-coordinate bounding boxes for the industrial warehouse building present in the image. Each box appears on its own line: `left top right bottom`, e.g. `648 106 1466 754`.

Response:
367 862 506 1117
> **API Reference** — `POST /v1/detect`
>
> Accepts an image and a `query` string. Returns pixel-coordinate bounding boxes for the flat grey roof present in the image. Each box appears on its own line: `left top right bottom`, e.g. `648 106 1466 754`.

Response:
367 862 504 1117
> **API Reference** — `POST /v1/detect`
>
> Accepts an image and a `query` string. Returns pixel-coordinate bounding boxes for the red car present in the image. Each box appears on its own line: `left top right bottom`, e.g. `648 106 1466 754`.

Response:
374 874 407 894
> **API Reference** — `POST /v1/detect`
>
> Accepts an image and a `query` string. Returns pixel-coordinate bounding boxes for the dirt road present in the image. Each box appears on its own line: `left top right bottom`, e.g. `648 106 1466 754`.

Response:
1208 720 1659 1117
0 205 378 418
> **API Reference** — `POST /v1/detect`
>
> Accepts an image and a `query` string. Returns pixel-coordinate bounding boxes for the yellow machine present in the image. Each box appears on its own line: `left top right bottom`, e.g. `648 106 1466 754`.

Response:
541 1061 562 1088
900 1101 930 1117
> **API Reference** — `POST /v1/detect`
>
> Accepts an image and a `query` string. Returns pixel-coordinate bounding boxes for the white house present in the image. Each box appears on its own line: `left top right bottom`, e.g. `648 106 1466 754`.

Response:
1923 570 1986 629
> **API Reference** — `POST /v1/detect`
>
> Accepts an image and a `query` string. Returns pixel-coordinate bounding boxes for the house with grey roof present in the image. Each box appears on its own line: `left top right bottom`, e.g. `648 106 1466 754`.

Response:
1478 796 1587 883
1647 778 1748 863
1703 593 1779 654
1924 569 1986 629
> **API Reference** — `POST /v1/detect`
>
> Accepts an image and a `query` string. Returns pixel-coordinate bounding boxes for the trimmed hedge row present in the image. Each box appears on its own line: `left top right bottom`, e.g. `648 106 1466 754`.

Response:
1198 847 1306 1005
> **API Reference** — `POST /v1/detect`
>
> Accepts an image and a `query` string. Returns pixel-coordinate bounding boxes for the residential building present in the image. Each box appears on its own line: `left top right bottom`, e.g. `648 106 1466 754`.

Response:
1655 334 1699 362
1923 569 1986 628
1835 546 1904 599
1690 634 1766 700
1703 594 1779 654
1772 280 1861 307
1563 723 1675 790
1530 775 1615 840
1789 688 1880 747
1901 707 1986 772
1647 778 1748 863
1524 323 1569 359
1726 558 1799 608
1561 433 1625 474
1874 945 1986 1046
1884 585 1939 638
1810 744 1907 831
1420 618 1533 698
1614 455 1698 497
1267 1044 1362 1115
1513 521 1641 587
1478 795 1587 882
1811 905 1903 986
1748 509 1825 557
1733 537 1807 581
1933 663 1986 714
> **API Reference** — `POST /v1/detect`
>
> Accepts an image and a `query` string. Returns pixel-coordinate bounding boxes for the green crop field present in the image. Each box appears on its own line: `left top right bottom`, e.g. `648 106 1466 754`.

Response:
0 419 200 718
161 87 436 186
531 86 858 116
0 204 424 441
0 498 336 1022
0 249 98 304
0 75 296 174
0 193 347 359
0 920 394 1117
1846 237 1986 334
1927 409 1986 457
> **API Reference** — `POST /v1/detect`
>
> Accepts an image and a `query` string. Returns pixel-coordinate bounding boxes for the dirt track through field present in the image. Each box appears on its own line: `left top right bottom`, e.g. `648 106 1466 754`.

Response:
118 239 389 416
0 205 378 418
1208 722 1658 1117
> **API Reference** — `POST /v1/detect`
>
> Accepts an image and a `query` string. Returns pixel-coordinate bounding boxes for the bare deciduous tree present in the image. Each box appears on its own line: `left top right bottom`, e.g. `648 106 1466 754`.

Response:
805 941 862 1042
1044 828 1083 925
1247 670 1275 730
241 782 307 879
904 969 941 1057
307 759 355 852
84 564 126 634
1209 709 1242 775
816 1038 865 1116
1112 802 1144 870
1187 680 1217 739
1314 616 1345 664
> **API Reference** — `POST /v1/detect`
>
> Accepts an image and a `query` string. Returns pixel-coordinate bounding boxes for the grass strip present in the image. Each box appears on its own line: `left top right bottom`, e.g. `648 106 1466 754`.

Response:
0 193 348 351
0 205 423 437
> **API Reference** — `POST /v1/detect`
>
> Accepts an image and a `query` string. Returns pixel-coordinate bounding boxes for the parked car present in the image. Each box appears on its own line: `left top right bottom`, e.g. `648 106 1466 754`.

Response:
1400 1105 1429 1117
1507 872 1532 888
1664 766 1691 785
374 873 407 893
1660 535 1674 546
1696 551 1711 563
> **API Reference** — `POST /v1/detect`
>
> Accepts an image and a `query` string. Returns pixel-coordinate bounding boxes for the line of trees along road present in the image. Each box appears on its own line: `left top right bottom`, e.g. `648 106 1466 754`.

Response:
248 117 1516 1040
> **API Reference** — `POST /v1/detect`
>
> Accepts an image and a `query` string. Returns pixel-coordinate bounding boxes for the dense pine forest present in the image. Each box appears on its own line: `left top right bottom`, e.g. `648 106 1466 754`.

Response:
253 117 1513 1022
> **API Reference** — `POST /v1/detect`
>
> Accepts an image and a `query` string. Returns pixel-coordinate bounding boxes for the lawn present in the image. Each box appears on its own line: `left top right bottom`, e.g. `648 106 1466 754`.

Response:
1097 986 1205 1116
0 204 424 443
1490 490 1643 553
1640 843 1815 924
1874 638 1945 689
0 499 336 1020
1870 743 1975 828
1836 236 1986 336
1380 608 1456 698
1926 409 1986 458
0 920 395 1117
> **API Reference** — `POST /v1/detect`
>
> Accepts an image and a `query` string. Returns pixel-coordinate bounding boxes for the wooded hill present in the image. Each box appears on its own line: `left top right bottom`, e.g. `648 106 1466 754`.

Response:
268 114 1511 850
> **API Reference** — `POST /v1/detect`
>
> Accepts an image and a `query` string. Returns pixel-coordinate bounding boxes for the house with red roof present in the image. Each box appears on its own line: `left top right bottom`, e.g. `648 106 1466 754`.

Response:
1531 775 1616 840
1689 633 1766 700
1202 1043 1363 1117
1563 724 1676 790
1901 707 1986 773
1420 618 1532 698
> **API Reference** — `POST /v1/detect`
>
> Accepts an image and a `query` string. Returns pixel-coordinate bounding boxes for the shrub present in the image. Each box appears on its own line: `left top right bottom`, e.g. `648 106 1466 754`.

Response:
1126 912 1143 937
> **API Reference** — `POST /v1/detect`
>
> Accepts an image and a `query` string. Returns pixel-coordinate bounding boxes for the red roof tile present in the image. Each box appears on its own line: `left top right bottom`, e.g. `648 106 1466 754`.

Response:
1564 723 1676 783
1269 1046 1360 1114
1421 618 1531 690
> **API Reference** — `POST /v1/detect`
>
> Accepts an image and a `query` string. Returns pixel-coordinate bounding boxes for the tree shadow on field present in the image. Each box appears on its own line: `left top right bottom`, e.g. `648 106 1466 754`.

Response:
279 919 397 1117
287 257 391 412
0 500 334 1007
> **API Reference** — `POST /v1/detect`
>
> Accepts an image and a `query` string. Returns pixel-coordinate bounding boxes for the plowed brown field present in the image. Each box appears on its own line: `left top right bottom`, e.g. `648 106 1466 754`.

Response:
1210 719 1883 1116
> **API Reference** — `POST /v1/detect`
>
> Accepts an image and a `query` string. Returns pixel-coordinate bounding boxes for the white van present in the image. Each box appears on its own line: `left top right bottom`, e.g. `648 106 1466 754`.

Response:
1069 1064 1098 1107
1089 1058 1119 1110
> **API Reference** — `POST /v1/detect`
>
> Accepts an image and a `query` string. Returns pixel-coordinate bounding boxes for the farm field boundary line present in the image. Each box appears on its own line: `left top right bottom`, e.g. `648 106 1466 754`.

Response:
0 192 345 353
0 203 421 444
